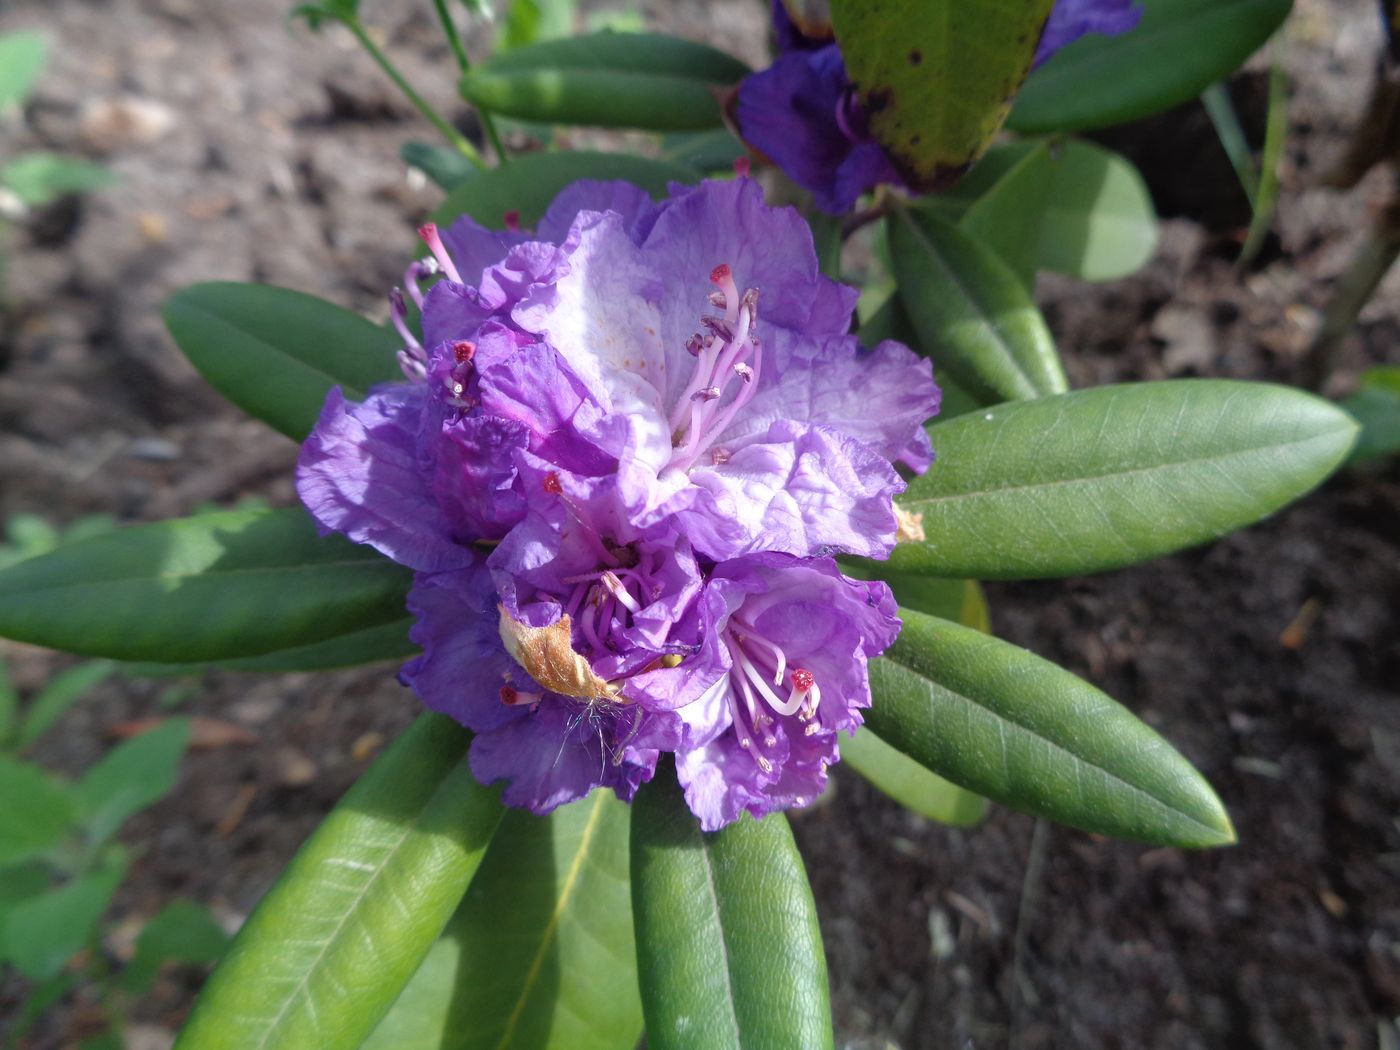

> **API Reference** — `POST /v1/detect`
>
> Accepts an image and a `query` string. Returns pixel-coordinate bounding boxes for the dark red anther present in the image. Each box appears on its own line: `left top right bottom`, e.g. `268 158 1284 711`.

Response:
733 156 752 178
710 263 732 285
453 340 476 363
542 472 563 495
500 685 519 705
791 668 815 693
504 210 522 232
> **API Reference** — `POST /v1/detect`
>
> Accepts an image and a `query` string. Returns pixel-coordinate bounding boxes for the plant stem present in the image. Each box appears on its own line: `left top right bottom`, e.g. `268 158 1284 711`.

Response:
429 0 509 165
344 16 486 169
1302 220 1400 390
432 0 471 71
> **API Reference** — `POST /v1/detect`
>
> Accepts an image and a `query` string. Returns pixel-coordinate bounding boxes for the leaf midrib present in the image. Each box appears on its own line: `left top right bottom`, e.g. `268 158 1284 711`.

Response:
900 426 1344 510
879 650 1226 839
0 558 394 600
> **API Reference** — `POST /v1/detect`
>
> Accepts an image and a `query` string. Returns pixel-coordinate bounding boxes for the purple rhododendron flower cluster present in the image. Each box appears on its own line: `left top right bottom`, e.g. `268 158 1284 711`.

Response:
737 0 1142 213
296 177 940 829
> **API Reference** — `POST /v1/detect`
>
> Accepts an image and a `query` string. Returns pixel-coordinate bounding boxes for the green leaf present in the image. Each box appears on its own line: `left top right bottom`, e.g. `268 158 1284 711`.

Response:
1 153 113 207
163 283 402 442
890 380 1358 579
74 719 190 847
1342 366 1400 465
830 0 1055 190
840 728 988 826
174 715 502 1050
123 618 417 678
0 508 413 662
401 140 477 190
958 140 1159 283
460 31 748 131
631 768 833 1050
500 0 575 50
0 659 17 745
659 130 747 174
2 855 126 980
433 150 700 231
15 661 115 752
0 758 74 865
0 32 47 109
1010 0 1293 133
857 295 984 419
364 792 640 1050
869 609 1235 847
888 208 1067 404
122 900 231 995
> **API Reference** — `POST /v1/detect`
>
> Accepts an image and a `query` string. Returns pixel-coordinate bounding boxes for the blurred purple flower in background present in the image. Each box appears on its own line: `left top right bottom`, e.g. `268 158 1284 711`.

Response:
296 177 938 825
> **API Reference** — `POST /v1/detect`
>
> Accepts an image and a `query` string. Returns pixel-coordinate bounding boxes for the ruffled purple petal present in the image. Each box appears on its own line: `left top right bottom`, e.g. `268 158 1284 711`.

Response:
1035 0 1142 67
296 385 473 571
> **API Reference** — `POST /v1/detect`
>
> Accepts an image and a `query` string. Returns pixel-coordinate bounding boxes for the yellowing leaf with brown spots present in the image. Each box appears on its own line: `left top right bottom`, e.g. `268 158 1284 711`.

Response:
830 0 1055 190
497 606 618 701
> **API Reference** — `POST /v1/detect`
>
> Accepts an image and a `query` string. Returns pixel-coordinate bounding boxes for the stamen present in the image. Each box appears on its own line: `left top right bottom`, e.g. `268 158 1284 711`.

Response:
728 633 803 717
692 386 721 402
402 259 432 308
711 447 731 465
733 156 751 178
735 624 786 685
500 685 542 707
601 571 641 615
417 223 463 284
503 210 522 232
396 350 427 383
734 363 753 383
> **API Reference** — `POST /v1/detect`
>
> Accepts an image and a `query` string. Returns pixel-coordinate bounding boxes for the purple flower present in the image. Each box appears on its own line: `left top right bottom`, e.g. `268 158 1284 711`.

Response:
296 177 935 825
1036 0 1142 68
736 0 1141 213
673 554 901 830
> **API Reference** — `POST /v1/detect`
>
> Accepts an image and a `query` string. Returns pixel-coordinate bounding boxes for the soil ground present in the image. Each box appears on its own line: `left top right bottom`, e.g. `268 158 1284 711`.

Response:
0 1 1397 1048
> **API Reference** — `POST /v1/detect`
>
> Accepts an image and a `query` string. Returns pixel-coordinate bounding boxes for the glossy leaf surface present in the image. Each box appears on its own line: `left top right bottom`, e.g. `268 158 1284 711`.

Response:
164 282 401 442
433 150 699 230
958 140 1158 282
126 618 417 678
174 715 502 1050
631 768 833 1050
868 610 1235 847
830 0 1055 189
889 381 1358 579
840 728 988 826
1010 0 1293 133
889 208 1067 404
461 32 747 132
364 793 640 1050
0 509 412 662
1341 365 1400 465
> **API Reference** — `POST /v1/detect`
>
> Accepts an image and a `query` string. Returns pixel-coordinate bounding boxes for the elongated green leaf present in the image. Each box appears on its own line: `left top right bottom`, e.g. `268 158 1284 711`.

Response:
365 792 640 1050
0 32 46 108
660 129 746 173
401 140 478 191
1 152 113 207
841 728 988 826
1 855 126 980
433 150 700 231
0 758 74 865
16 661 114 751
163 283 401 442
859 295 984 420
869 609 1234 847
1342 366 1400 465
1010 0 1293 133
75 719 190 847
175 715 503 1050
830 0 1055 189
123 618 417 678
958 140 1159 283
889 380 1358 579
0 509 412 662
0 660 17 745
889 209 1067 404
461 32 747 133
631 768 833 1050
